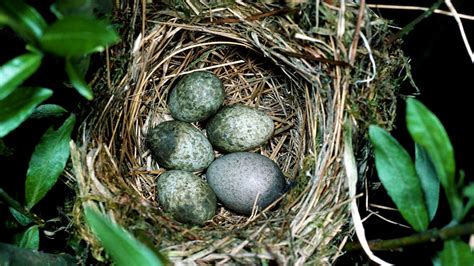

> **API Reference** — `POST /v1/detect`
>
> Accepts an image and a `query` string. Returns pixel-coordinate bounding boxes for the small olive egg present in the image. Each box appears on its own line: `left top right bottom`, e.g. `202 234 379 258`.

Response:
206 152 286 215
168 71 225 122
147 121 214 171
206 105 274 153
157 170 217 225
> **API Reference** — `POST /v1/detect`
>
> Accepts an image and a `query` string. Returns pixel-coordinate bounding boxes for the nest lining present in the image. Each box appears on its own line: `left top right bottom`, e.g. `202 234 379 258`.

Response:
69 1 407 264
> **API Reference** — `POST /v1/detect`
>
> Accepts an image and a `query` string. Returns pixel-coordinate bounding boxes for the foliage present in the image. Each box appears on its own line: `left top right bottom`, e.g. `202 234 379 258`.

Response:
0 0 117 257
369 98 474 263
84 207 167 266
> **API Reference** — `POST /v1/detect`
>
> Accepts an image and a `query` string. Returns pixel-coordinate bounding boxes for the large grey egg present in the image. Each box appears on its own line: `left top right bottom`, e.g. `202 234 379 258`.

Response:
168 71 225 122
206 152 286 215
157 170 216 225
146 121 214 171
206 105 274 152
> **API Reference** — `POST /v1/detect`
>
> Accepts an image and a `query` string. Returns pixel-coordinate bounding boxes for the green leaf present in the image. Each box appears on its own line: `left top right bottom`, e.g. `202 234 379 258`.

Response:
51 0 94 18
29 104 68 120
84 207 166 266
40 16 119 57
14 225 39 250
0 0 47 43
406 98 462 221
65 60 93 100
415 144 440 221
25 114 76 209
439 240 474 266
9 207 33 226
0 87 53 138
0 53 43 100
369 125 429 232
462 183 474 218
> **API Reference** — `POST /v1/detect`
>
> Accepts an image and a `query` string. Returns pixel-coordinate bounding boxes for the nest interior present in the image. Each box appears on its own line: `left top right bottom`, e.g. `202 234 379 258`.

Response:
69 1 408 264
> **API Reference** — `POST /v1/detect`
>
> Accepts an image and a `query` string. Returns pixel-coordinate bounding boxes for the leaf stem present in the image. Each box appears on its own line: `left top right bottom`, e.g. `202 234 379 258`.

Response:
344 222 474 251
0 187 45 226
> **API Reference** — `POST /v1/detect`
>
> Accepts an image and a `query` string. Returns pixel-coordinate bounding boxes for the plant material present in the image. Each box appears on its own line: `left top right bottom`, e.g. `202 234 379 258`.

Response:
69 1 407 264
39 16 119 57
25 114 76 209
0 87 52 138
84 207 166 266
364 98 474 262
369 125 429 232
0 242 77 265
0 0 119 256
14 225 39 250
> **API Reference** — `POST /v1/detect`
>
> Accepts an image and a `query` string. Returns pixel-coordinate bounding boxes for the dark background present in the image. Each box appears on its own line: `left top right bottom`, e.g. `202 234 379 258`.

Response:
340 0 474 264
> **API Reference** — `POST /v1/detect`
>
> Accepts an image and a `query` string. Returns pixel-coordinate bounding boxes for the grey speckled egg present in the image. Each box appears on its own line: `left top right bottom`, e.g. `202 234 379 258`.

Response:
206 105 274 153
157 170 216 225
206 152 286 215
168 71 225 122
147 121 214 171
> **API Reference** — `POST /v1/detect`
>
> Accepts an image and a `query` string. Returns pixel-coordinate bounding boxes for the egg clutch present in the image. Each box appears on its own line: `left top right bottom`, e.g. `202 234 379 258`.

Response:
146 71 287 225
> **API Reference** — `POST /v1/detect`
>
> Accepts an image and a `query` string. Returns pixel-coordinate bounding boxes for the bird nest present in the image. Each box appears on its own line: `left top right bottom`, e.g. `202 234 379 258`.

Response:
69 1 408 264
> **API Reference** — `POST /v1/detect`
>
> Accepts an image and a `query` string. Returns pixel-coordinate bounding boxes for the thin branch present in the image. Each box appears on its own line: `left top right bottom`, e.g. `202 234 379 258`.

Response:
444 0 474 63
367 4 474 21
0 188 45 226
388 0 444 44
344 222 474 251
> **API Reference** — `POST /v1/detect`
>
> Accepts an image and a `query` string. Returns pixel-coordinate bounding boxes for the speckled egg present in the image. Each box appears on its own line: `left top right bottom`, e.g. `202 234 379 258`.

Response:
168 71 225 122
206 152 286 215
206 105 274 152
146 121 214 171
157 170 216 225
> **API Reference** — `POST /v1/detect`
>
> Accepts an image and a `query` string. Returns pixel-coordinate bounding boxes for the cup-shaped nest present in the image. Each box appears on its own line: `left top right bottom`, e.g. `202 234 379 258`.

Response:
70 1 406 264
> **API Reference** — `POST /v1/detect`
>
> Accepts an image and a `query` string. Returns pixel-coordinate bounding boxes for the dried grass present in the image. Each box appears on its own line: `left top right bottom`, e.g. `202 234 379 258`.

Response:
68 1 408 264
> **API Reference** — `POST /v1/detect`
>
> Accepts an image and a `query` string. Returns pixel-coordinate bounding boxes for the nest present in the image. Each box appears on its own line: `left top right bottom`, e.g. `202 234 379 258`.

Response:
69 1 408 264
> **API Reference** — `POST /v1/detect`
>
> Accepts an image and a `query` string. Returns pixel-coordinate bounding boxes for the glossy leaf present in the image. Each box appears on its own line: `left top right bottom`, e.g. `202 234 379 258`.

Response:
0 53 43 100
462 183 474 218
0 0 47 43
439 240 474 266
0 87 53 138
369 125 429 232
406 98 462 220
25 114 76 209
14 225 39 250
51 0 94 18
9 207 33 226
84 207 166 266
65 60 93 100
407 99 455 189
40 16 119 57
29 104 68 120
415 144 440 221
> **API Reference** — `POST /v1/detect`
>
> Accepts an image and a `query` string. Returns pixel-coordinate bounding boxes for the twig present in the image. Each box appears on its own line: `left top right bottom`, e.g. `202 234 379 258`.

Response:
444 0 474 63
349 0 365 65
344 222 474 251
367 4 474 21
388 0 444 44
0 188 45 226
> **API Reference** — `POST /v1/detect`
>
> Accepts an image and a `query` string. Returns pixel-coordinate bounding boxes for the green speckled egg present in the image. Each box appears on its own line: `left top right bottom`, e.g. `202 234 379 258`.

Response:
206 105 274 152
168 71 225 122
147 121 214 171
206 152 286 215
157 170 216 225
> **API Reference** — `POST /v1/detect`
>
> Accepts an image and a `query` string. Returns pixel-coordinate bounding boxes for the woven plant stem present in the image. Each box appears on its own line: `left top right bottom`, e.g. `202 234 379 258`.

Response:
344 221 474 251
